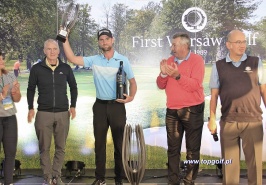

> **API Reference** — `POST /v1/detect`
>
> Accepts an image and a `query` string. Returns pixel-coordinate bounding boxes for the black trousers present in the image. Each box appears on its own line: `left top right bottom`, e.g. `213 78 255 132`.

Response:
0 115 18 185
93 99 126 181
166 102 204 184
13 70 19 78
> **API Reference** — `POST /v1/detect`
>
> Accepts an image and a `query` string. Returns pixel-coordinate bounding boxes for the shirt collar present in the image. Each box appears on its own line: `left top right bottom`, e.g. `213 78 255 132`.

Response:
226 53 247 63
100 51 119 60
174 50 191 64
46 58 59 70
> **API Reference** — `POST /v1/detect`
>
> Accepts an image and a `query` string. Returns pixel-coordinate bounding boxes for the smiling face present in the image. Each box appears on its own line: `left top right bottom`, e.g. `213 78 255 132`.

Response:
98 35 114 52
43 39 60 62
171 37 189 60
226 30 247 58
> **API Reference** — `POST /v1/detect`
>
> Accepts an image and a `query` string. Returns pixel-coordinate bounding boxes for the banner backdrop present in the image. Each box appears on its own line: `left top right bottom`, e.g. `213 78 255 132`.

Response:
9 0 266 169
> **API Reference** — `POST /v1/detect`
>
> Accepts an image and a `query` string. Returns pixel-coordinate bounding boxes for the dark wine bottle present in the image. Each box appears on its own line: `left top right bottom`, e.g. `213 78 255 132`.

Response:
122 74 127 97
116 61 124 99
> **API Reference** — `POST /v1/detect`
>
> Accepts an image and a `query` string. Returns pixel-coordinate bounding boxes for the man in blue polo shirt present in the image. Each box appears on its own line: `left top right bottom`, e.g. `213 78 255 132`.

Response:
62 28 137 185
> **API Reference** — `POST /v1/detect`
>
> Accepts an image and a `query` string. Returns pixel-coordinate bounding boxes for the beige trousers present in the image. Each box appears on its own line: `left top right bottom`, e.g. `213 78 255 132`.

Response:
220 120 263 185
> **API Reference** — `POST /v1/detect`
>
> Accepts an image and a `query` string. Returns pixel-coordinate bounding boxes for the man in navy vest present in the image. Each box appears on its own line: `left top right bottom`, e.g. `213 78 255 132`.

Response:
208 29 266 185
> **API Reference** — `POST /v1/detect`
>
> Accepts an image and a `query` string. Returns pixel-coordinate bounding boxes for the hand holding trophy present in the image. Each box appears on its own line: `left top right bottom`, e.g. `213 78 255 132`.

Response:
56 2 79 43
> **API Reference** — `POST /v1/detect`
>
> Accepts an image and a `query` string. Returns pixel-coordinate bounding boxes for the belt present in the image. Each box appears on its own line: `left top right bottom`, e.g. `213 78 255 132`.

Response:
96 98 118 104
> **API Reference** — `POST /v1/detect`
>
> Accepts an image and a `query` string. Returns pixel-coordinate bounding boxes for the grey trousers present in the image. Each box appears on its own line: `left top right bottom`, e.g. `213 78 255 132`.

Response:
220 120 263 185
34 111 70 179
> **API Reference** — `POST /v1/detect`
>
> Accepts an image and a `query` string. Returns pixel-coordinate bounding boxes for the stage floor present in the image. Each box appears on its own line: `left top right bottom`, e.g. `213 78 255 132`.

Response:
3 169 266 185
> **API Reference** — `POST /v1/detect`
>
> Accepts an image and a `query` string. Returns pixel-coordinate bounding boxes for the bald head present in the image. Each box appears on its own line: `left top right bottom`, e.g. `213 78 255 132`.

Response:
227 30 245 42
226 29 247 61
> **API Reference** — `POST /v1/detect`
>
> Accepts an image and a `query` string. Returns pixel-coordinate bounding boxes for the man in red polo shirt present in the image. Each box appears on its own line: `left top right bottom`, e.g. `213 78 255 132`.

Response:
156 33 205 185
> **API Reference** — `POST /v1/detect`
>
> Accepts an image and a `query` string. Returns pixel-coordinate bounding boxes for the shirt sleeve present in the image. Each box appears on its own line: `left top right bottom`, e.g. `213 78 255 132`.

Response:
67 65 78 108
83 56 94 68
209 63 220 89
258 59 266 85
27 67 37 110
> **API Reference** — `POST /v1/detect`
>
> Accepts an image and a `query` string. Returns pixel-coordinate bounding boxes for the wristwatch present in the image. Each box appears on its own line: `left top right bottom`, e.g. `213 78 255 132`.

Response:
175 74 181 80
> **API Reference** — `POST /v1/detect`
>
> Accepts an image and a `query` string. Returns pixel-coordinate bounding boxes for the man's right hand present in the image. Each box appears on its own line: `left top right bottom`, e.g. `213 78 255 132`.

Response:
28 109 35 123
59 26 70 40
160 59 167 75
208 117 217 135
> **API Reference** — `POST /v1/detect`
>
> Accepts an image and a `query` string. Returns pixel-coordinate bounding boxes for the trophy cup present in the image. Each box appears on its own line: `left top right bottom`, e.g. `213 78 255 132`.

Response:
56 2 79 43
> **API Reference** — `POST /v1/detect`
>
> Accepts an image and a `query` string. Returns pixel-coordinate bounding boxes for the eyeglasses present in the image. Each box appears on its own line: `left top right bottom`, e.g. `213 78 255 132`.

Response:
228 40 247 45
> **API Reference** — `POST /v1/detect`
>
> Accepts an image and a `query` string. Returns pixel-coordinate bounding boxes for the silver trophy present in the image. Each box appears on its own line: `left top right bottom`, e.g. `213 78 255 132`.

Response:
56 2 79 43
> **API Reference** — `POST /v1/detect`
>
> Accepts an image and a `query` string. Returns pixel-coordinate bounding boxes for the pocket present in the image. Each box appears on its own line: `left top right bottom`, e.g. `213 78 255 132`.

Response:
166 108 177 115
188 102 205 113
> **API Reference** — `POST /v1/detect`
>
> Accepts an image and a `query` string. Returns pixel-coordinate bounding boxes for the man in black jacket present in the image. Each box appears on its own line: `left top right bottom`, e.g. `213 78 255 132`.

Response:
27 39 78 185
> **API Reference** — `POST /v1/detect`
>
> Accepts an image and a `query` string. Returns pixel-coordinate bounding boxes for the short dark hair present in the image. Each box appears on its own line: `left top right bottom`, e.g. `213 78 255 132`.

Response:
172 33 190 49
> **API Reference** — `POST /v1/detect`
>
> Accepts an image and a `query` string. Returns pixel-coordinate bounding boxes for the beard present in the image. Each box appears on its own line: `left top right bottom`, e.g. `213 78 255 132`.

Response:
100 45 112 52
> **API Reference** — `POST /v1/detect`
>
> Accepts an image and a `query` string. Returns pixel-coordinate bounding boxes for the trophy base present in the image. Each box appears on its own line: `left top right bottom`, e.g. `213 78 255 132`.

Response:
56 34 66 43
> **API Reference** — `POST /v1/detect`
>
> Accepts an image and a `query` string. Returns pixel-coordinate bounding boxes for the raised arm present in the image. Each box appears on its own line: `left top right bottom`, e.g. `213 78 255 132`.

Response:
62 36 85 66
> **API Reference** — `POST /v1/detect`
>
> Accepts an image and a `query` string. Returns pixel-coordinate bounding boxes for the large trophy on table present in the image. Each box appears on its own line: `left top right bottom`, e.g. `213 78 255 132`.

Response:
56 2 79 43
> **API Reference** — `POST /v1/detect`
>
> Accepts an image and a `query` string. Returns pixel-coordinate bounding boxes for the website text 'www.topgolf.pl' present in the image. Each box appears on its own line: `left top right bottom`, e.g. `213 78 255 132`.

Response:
183 159 232 165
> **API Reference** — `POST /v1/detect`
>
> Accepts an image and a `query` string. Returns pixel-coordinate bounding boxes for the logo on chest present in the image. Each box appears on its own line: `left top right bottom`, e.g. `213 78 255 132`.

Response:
243 66 253 73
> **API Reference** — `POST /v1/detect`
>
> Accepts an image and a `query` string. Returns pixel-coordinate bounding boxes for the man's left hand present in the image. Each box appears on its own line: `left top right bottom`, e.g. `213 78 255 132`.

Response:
116 94 134 104
165 62 180 78
208 118 217 135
